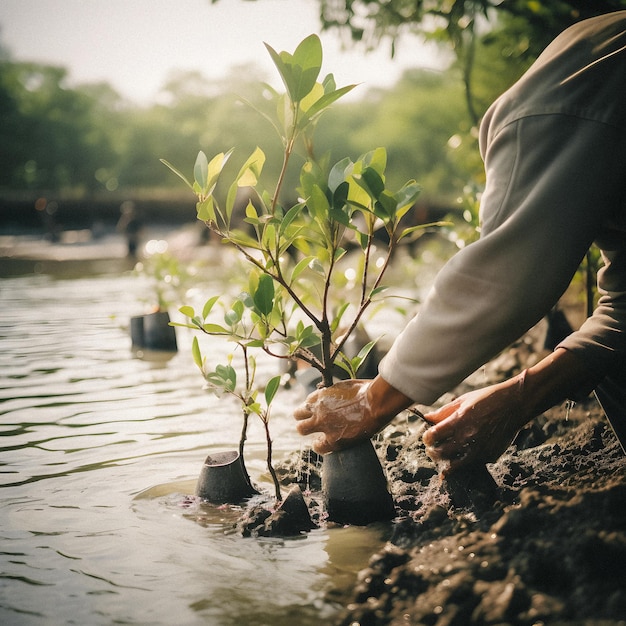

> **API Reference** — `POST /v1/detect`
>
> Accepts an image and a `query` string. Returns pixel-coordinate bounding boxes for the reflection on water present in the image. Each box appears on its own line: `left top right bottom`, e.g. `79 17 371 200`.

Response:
0 259 386 625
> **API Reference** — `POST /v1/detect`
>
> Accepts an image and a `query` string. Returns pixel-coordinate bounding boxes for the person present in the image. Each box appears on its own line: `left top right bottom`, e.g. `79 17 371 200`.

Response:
117 201 143 258
294 11 626 474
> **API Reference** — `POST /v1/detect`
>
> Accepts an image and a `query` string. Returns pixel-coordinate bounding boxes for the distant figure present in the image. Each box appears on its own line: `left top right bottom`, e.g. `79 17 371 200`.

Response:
117 201 142 258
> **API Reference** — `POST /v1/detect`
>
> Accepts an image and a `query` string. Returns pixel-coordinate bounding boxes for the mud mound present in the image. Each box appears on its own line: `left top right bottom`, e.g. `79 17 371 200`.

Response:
335 401 626 625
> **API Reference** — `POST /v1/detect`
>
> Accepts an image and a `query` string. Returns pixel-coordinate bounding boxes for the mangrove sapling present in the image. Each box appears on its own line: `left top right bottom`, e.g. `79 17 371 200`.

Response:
185 292 283 501
135 246 190 313
165 34 440 509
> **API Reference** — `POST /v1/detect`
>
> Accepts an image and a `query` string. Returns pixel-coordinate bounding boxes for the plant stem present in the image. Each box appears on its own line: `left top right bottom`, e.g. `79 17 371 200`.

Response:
271 102 299 213
262 416 282 501
239 409 253 488
239 345 253 488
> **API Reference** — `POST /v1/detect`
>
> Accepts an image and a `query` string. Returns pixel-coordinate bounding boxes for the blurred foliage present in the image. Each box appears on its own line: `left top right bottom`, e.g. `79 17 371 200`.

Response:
3 1 624 211
314 0 626 47
0 62 119 190
212 1 625 124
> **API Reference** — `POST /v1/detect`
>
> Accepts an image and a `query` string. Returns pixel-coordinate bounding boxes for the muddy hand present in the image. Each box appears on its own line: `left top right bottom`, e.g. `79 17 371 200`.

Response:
293 379 376 454
422 372 528 475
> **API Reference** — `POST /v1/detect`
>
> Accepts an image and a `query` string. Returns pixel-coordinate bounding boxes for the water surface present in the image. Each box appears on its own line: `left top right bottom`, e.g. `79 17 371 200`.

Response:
0 258 387 625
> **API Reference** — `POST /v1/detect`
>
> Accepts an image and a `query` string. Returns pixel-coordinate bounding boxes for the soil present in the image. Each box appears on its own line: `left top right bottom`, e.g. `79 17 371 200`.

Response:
276 329 626 626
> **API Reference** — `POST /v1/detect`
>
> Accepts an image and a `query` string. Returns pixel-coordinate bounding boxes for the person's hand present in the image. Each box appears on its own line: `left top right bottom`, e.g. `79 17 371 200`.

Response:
422 372 529 475
293 379 379 454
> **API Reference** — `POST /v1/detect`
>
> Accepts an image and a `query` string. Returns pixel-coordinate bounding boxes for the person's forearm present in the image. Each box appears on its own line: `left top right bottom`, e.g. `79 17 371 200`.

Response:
522 347 596 418
366 375 414 431
367 347 594 440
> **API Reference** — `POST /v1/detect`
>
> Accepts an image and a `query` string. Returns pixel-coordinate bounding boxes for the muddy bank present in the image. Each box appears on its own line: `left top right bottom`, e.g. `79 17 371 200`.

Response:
336 402 626 625
279 384 626 624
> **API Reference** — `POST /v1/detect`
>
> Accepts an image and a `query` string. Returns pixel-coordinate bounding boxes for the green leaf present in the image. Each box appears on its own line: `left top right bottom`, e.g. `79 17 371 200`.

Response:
333 352 356 379
179 305 195 318
226 147 266 224
354 340 377 371
253 273 275 316
362 147 387 175
261 222 277 253
160 159 193 190
332 180 350 210
369 286 388 298
333 247 346 262
298 81 324 119
207 150 234 193
397 220 450 242
329 206 351 227
375 190 397 222
245 201 260 225
194 151 209 193
291 34 323 100
215 364 237 392
308 184 330 222
279 202 305 236
264 375 281 405
227 229 263 249
246 401 262 416
265 34 322 103
322 73 336 92
265 43 297 102
290 255 315 282
169 322 198 330
202 295 220 320
244 339 265 348
297 84 357 128
224 299 244 326
299 332 321 349
328 158 352 193
359 167 385 199
356 230 369 250
394 181 421 215
202 323 229 334
196 197 216 222
308 258 325 275
191 336 203 369
330 301 350 332
237 147 266 188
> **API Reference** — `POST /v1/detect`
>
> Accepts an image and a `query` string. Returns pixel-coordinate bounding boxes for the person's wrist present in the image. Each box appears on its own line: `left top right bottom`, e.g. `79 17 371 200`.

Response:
366 375 413 432
510 368 535 428
521 347 595 417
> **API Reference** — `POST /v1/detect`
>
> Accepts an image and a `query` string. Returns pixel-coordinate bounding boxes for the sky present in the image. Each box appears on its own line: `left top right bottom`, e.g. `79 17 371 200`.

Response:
0 0 447 105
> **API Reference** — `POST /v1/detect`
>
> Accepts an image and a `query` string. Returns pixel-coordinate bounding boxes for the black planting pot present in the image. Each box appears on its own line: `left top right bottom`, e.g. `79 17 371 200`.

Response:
130 311 177 352
195 451 258 504
322 439 396 525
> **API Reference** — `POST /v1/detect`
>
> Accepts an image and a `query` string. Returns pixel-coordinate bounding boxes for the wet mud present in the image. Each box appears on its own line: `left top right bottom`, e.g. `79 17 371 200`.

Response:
278 381 626 624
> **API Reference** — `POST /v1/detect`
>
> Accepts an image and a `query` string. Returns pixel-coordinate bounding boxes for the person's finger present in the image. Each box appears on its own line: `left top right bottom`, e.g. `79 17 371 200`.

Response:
295 417 319 436
425 437 461 461
425 440 470 473
312 434 336 455
293 402 313 420
440 456 467 476
422 406 464 445
423 399 461 425
422 414 460 446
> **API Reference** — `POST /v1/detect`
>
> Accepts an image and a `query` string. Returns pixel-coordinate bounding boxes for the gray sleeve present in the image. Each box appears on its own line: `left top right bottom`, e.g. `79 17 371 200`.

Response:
379 114 626 404
559 246 626 384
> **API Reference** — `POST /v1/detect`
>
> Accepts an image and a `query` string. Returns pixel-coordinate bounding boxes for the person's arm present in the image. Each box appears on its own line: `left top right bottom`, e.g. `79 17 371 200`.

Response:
422 347 595 474
293 376 413 454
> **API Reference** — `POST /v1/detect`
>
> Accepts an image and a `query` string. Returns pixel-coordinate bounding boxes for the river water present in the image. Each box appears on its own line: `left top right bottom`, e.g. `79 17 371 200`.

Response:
0 251 393 626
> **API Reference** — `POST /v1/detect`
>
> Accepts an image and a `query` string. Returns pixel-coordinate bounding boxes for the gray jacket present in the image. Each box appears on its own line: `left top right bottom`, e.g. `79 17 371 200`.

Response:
379 11 626 404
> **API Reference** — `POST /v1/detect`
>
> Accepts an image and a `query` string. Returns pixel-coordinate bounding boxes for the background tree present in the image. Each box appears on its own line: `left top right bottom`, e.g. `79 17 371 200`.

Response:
0 61 119 191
